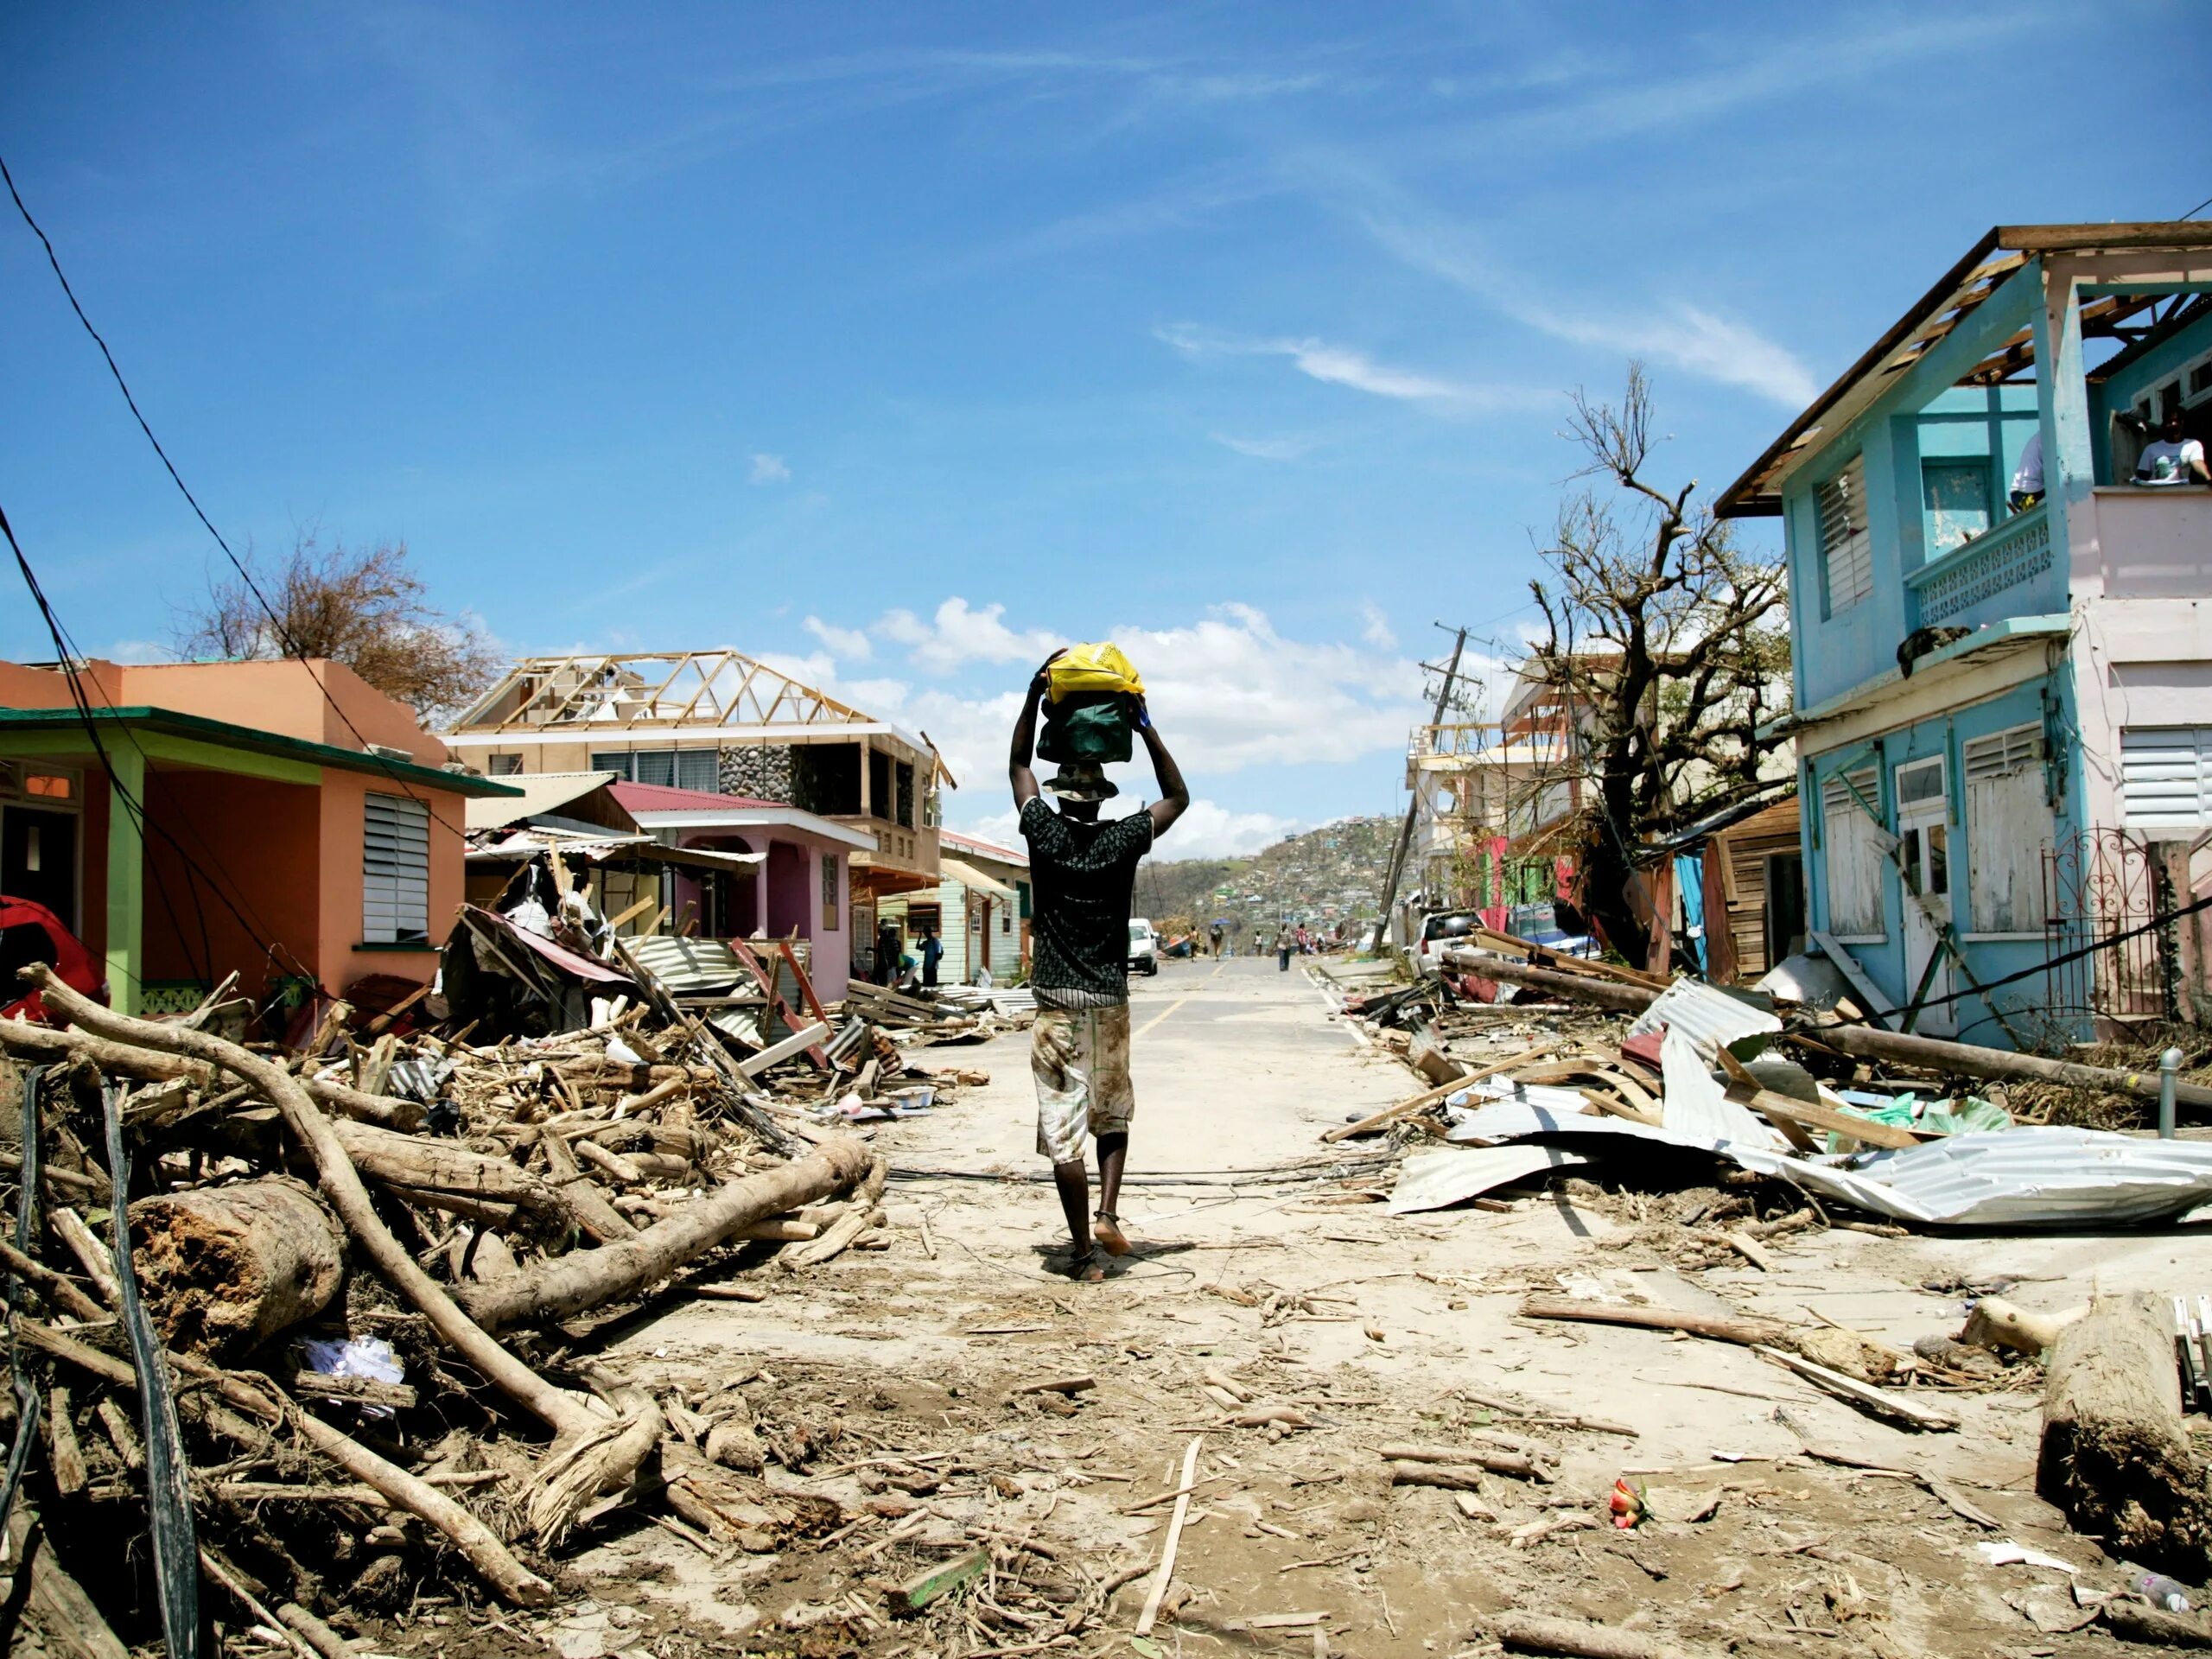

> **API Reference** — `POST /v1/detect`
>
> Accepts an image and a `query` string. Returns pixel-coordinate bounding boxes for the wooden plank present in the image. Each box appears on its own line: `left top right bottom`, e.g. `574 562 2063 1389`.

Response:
725 937 827 1067
1320 1043 1561 1142
735 1021 834 1078
1713 1048 1925 1151
1754 1344 1957 1432
893 1547 988 1613
1808 931 1897 1029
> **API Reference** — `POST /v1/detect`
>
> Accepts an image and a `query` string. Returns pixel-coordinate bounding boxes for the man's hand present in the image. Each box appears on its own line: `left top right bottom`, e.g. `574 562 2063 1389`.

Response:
1032 648 1069 696
1130 693 1153 732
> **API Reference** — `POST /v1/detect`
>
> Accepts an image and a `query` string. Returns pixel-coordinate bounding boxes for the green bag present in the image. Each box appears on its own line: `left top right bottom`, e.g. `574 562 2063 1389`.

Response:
1037 693 1134 765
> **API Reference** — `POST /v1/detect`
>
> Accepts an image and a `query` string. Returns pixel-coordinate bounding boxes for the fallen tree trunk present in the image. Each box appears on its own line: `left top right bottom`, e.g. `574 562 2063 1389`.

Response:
1519 1294 1791 1348
1437 949 1657 1014
456 1135 871 1332
0 1015 420 1128
2038 1292 2212 1574
131 1177 343 1357
1809 1023 2212 1113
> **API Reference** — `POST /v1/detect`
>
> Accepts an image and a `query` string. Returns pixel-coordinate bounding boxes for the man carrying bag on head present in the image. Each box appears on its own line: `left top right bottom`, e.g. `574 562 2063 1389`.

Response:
1008 645 1189 1281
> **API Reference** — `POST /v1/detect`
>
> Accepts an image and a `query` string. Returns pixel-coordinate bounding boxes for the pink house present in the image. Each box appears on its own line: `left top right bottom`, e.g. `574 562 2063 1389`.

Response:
606 781 869 990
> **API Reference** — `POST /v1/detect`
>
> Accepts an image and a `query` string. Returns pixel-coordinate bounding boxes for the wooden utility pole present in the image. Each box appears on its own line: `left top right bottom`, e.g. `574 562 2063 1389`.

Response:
1372 627 1468 952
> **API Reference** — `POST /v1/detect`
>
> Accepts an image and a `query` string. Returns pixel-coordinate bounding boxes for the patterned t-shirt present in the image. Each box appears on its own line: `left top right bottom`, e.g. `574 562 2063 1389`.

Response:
1020 798 1155 1007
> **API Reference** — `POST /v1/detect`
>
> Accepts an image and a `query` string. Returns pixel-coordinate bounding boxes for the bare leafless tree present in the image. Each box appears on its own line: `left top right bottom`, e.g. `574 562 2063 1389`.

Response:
174 534 501 724
1522 365 1791 956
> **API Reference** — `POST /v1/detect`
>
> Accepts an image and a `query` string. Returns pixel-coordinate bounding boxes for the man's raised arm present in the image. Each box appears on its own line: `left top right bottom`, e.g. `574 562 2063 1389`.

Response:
1009 654 1059 810
1136 698 1190 836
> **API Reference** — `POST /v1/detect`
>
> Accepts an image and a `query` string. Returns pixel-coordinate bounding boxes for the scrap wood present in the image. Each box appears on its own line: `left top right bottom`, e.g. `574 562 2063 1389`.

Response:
1323 1042 1563 1142
5 1503 130 1659
1519 1294 1792 1348
18 1313 555 1605
1751 1344 1958 1432
1135 1435 1203 1636
1459 1389 1637 1437
1389 1457 1540 1488
1713 1048 1924 1150
1017 1374 1097 1395
0 1016 420 1129
1487 1611 1707 1659
22 968 657 1550
1961 1295 2085 1357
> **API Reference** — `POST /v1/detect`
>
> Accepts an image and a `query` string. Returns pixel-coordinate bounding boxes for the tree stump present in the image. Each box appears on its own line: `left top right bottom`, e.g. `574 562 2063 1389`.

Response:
2037 1292 2212 1575
130 1177 344 1357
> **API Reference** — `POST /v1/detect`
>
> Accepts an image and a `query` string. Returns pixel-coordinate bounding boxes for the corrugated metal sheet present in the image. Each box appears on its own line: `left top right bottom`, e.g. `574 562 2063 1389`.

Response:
1389 1145 1589 1215
1626 979 1782 1061
1729 1129 2212 1226
626 936 757 995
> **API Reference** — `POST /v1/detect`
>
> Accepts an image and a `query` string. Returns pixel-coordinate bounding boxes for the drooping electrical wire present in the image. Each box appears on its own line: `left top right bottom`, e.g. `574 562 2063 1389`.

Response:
1 151 473 846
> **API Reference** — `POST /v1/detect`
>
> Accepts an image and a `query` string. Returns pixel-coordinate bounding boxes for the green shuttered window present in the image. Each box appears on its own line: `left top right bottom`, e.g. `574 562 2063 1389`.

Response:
363 792 431 945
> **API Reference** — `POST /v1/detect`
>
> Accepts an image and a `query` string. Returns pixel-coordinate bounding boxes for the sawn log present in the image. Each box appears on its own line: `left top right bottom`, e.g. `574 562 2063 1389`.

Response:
2037 1292 2212 1575
130 1176 343 1357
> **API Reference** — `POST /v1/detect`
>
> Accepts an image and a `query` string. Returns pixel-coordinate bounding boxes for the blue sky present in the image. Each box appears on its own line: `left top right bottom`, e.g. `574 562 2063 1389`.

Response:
4 3 2207 854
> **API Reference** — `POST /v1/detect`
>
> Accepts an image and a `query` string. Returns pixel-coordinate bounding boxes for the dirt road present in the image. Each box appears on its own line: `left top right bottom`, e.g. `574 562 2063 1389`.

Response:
510 957 2168 1657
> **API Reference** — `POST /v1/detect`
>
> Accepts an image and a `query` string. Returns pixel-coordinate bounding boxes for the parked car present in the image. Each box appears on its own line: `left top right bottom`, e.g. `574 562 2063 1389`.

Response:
1127 918 1160 976
0 895 105 1023
1412 908 1481 974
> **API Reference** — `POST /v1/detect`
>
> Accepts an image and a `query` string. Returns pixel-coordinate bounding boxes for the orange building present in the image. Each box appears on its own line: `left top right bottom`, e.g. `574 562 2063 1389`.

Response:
0 658 515 1014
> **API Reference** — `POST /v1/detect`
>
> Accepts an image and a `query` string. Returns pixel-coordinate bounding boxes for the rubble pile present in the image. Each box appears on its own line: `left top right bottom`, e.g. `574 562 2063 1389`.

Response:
0 899 1028 1654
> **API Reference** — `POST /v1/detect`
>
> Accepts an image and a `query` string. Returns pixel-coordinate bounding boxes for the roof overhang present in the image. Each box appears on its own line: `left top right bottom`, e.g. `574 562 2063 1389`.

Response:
939 856 1019 903
1717 222 2212 519
465 770 621 830
623 803 874 849
0 706 520 798
1758 615 2070 753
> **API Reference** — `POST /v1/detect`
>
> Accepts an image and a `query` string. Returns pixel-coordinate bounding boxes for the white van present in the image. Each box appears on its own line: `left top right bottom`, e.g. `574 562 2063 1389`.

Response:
1127 918 1160 976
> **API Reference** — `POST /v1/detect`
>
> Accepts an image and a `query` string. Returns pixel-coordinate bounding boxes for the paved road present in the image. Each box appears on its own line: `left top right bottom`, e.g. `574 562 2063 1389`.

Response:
895 954 1408 1261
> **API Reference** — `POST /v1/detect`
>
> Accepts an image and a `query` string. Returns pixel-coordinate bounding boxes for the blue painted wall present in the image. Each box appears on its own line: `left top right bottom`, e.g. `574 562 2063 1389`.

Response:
1800 668 2088 1043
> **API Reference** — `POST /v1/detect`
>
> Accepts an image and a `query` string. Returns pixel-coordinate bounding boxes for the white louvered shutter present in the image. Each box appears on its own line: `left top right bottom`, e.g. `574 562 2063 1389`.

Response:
2121 728 2212 830
363 793 431 944
1963 726 2048 932
1821 768 1884 937
1817 455 1873 614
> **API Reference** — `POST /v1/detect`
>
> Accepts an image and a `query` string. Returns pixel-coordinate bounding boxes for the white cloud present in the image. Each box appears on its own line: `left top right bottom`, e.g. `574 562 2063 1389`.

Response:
748 453 791 485
1358 601 1397 650
875 597 1064 677
1211 431 1324 461
1160 323 1531 410
1359 208 1817 408
803 614 872 661
779 599 1430 830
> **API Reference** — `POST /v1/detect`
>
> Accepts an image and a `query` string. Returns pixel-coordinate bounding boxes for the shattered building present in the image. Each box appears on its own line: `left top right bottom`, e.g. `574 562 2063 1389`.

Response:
442 651 953 979
1719 220 2212 1041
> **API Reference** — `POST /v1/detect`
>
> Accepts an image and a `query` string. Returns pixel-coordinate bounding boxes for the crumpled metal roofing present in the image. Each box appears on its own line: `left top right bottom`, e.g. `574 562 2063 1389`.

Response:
1388 1144 1589 1215
1627 978 1782 1062
1728 1128 2212 1227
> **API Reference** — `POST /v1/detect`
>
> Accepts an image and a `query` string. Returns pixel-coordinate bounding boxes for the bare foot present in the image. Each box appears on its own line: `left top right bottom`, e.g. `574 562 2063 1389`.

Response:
1092 1211 1132 1255
1066 1247 1107 1283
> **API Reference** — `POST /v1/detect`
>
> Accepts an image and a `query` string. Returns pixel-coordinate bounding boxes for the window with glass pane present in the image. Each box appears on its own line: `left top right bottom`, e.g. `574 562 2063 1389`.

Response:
1922 460 1990 559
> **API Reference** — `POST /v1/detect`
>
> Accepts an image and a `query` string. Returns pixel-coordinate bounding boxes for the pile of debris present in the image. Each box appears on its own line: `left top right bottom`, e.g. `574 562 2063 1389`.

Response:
0 901 1025 1654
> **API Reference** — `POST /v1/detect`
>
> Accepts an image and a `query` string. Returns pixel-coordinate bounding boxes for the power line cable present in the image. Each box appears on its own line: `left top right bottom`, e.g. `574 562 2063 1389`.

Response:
2 151 473 847
0 499 305 992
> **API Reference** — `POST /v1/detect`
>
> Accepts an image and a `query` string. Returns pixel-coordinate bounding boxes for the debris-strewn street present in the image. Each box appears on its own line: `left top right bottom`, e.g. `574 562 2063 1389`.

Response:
14 951 2167 1659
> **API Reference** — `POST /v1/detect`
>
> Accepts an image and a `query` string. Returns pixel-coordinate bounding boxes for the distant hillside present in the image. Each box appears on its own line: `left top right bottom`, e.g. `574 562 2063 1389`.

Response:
1132 815 1395 937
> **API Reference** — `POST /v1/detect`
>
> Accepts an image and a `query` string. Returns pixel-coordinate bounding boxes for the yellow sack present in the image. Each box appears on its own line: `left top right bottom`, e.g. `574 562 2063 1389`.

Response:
1047 641 1145 702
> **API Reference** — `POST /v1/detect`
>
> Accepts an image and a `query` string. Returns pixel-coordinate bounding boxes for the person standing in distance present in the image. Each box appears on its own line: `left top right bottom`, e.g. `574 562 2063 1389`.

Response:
1009 652 1190 1281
